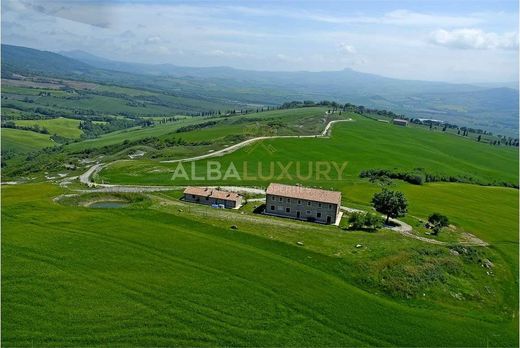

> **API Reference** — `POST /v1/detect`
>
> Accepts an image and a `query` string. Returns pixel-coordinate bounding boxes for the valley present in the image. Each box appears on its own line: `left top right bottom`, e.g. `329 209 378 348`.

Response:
1 44 518 347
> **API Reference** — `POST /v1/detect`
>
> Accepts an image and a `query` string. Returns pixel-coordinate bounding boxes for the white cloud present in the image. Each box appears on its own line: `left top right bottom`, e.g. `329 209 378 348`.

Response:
145 36 162 44
207 49 249 58
429 29 519 50
226 6 483 27
381 10 481 27
276 54 303 64
2 1 518 82
338 42 357 54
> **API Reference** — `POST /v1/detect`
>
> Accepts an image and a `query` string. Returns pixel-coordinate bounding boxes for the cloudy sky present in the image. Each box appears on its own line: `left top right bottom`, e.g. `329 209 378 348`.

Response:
2 0 519 83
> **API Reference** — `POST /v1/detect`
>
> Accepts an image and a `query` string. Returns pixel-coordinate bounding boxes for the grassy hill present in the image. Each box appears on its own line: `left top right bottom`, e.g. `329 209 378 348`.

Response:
2 183 518 346
1 128 54 153
14 118 83 139
99 111 519 187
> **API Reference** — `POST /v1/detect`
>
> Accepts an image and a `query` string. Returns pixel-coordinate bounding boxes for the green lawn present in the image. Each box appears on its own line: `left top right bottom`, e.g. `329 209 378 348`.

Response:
1 128 54 153
2 183 518 346
14 117 82 138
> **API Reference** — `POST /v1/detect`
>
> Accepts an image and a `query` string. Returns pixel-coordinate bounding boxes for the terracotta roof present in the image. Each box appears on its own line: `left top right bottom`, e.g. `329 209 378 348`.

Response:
266 183 341 205
184 186 212 197
183 187 241 202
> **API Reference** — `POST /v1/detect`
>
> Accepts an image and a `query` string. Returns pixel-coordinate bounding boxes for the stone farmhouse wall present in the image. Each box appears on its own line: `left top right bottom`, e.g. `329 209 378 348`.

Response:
264 194 339 224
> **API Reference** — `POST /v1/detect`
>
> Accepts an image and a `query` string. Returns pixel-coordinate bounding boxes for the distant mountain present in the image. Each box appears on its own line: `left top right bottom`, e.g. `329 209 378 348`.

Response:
472 81 519 90
60 49 484 95
3 44 518 136
2 45 93 77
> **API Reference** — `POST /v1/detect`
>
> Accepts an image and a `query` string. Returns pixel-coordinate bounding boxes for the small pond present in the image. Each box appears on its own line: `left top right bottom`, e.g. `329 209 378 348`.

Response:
88 201 129 209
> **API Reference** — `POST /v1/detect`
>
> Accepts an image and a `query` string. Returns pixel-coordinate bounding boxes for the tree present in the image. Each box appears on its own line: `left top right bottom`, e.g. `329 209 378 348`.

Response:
371 189 408 224
428 213 449 235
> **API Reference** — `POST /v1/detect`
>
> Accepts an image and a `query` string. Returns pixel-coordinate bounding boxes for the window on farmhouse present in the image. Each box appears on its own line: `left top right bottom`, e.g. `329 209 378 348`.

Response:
298 200 301 204
307 201 311 206
317 212 321 218
286 207 290 213
279 197 282 202
318 203 322 207
270 205 275 210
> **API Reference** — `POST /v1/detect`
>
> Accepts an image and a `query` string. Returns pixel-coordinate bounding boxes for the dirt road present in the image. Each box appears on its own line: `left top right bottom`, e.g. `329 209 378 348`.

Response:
160 119 352 163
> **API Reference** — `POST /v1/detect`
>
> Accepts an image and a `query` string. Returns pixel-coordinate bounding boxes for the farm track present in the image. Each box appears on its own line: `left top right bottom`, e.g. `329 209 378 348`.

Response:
79 118 353 188
76 117 487 247
160 118 353 163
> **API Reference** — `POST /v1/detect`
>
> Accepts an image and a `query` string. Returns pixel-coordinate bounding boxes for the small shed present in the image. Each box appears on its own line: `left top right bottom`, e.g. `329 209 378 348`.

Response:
393 119 408 126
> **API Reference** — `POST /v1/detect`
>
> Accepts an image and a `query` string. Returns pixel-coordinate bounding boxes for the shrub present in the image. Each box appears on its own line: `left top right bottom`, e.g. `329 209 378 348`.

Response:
348 211 384 231
428 213 449 235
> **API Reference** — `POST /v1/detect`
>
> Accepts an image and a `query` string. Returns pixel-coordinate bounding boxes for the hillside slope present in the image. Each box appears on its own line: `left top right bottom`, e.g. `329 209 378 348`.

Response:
2 45 518 135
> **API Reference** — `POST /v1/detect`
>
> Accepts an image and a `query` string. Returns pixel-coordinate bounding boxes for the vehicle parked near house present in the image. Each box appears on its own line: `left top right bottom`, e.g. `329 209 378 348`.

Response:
183 187 243 209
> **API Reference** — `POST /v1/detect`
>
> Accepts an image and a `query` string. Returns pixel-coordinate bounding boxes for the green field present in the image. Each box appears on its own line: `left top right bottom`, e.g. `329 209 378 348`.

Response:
1 128 54 153
2 104 518 346
14 117 82 138
99 111 518 187
2 183 518 346
2 45 519 347
63 107 333 153
1 80 239 118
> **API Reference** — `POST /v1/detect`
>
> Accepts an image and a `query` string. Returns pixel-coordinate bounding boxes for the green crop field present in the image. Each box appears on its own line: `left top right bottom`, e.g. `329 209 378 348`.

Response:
2 183 518 346
99 111 518 187
1 128 54 153
14 117 83 138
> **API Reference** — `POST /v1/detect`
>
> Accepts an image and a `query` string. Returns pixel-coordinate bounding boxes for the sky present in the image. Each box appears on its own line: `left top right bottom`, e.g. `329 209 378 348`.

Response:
2 0 519 83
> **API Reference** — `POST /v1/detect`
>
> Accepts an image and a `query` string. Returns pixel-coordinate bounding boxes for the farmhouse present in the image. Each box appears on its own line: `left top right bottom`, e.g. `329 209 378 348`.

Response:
265 183 342 224
183 187 243 209
393 119 408 126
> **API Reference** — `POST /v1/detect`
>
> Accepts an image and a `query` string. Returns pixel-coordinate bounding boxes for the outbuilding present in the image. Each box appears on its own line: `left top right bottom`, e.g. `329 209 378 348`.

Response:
183 187 243 209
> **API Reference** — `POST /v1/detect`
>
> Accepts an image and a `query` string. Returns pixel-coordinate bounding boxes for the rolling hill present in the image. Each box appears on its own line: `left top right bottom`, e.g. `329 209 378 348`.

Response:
2 44 518 136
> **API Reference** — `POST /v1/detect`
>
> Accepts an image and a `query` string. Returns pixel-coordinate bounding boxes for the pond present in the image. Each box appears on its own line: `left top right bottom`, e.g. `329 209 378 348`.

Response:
88 201 129 209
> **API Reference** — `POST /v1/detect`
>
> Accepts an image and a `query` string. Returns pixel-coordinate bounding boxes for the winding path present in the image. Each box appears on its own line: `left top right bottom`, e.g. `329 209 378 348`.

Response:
80 118 352 186
75 118 486 247
160 119 352 163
